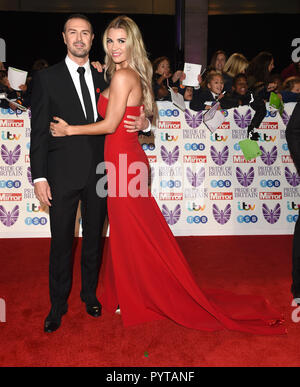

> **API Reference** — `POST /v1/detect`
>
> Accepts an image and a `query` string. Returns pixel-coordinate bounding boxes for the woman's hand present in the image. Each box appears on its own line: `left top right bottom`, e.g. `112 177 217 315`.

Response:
50 117 70 137
91 61 105 72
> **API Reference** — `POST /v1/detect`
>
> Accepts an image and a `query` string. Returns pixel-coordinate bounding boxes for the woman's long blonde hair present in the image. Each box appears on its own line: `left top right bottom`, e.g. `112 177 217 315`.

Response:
102 15 156 119
223 53 249 78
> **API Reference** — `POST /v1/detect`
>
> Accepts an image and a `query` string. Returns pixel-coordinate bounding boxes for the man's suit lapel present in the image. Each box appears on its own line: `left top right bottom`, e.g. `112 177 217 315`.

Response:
91 66 108 100
59 61 87 122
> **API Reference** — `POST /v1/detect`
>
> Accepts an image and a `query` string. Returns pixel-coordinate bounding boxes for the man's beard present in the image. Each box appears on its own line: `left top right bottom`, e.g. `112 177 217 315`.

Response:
70 44 89 58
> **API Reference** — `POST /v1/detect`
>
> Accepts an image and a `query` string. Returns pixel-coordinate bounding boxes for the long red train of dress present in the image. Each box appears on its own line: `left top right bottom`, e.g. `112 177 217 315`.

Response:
98 94 286 335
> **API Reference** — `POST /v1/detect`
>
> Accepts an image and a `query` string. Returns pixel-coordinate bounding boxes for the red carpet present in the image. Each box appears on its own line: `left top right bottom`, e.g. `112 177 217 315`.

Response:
0 235 299 367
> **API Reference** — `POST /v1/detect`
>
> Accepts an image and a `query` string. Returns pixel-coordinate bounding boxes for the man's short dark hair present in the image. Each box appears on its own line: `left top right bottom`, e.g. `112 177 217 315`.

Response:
63 14 93 34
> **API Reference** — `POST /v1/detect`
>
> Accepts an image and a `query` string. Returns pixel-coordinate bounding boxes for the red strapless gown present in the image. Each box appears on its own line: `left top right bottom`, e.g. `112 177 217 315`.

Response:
98 94 286 335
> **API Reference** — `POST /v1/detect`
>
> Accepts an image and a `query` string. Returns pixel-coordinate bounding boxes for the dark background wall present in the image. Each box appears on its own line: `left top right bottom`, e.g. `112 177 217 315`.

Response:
0 11 298 75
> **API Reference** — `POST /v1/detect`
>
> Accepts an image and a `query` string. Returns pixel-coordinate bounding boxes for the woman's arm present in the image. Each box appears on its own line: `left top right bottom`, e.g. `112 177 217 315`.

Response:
51 69 134 136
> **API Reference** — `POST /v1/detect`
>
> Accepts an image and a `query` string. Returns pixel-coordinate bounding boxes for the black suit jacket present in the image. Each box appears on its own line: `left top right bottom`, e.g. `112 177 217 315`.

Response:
286 102 300 175
30 60 108 189
190 87 217 111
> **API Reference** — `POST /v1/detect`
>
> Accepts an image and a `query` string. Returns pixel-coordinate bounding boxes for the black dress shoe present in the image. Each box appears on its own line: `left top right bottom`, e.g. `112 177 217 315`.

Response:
44 306 68 333
85 303 102 318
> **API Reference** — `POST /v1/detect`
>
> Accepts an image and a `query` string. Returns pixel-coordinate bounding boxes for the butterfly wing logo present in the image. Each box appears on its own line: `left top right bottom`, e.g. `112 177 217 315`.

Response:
262 203 281 224
260 146 277 165
210 145 229 166
236 167 255 187
212 204 231 225
233 108 252 129
1 145 21 165
285 167 300 187
0 205 19 227
162 204 181 225
160 145 179 166
186 167 205 187
281 110 290 126
184 109 202 129
27 167 34 187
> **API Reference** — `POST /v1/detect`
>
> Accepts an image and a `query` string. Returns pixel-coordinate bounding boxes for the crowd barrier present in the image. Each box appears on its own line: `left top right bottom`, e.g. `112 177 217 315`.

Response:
0 101 298 238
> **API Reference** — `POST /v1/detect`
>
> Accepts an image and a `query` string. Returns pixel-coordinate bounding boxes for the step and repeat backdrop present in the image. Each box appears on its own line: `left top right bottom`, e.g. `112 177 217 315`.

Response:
0 101 298 238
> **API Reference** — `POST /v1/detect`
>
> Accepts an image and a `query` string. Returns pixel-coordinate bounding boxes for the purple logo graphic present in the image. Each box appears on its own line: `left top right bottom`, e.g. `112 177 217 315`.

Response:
262 203 281 224
213 204 231 225
285 167 300 187
162 204 181 225
236 167 255 187
233 109 252 129
160 145 179 166
27 167 34 187
281 110 290 126
184 109 202 129
1 144 21 165
210 145 229 166
186 167 205 187
260 146 278 165
0 205 19 227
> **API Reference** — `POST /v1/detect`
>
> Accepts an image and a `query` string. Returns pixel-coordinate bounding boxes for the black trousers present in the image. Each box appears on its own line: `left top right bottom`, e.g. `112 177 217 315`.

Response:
48 165 107 310
292 209 300 296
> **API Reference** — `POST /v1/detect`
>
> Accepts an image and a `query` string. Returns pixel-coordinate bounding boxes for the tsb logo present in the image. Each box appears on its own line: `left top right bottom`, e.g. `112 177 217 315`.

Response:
260 180 280 188
184 143 205 151
237 215 258 223
159 109 180 117
142 143 155 151
265 110 277 118
187 215 208 224
0 180 21 189
160 180 181 189
211 180 231 188
287 214 299 223
25 217 48 226
282 143 289 151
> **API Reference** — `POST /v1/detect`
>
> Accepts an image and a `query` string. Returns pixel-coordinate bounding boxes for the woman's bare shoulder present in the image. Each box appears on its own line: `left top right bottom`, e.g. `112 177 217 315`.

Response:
112 68 140 84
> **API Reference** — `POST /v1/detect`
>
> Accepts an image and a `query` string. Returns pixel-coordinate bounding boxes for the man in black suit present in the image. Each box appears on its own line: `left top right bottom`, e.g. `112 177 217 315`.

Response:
30 14 150 333
286 100 300 302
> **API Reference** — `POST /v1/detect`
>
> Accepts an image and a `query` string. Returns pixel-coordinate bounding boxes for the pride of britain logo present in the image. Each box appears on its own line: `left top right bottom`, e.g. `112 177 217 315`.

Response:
0 205 19 227
236 167 255 187
233 109 252 129
1 145 21 165
285 167 300 187
184 109 203 129
161 204 181 225
212 204 231 225
262 203 281 224
210 146 229 166
160 146 180 166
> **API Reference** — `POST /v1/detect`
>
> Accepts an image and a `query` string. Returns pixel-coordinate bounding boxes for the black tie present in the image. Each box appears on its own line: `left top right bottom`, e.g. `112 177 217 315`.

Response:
77 67 94 123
